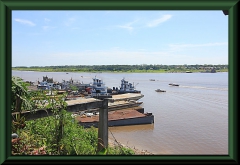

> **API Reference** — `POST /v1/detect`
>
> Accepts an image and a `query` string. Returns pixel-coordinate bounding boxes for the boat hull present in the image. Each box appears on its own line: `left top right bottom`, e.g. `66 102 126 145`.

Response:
117 91 141 94
79 115 154 128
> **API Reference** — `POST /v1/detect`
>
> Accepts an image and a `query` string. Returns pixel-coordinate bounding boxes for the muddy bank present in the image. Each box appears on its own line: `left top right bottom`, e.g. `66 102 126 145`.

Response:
108 138 154 155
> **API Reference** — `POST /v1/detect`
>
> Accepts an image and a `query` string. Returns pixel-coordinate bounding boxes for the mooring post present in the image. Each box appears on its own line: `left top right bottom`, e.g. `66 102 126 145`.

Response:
97 98 108 153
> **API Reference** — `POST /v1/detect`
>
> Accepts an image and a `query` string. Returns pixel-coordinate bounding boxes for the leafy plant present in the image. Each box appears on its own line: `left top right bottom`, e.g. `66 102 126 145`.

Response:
11 76 33 113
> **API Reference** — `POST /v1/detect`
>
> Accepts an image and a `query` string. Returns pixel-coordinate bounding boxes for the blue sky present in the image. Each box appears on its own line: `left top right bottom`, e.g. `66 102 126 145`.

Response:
12 10 228 67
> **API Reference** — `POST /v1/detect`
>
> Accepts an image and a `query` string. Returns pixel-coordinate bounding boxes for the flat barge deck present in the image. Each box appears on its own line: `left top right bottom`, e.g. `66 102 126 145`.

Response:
75 108 154 128
109 93 144 102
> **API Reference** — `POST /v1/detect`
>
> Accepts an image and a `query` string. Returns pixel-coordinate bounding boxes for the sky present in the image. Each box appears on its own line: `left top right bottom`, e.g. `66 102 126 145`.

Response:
12 10 228 67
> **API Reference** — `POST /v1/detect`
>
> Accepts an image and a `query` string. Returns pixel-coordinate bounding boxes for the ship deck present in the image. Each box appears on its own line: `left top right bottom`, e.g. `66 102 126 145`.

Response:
75 109 147 123
65 93 144 106
66 97 101 106
109 93 144 101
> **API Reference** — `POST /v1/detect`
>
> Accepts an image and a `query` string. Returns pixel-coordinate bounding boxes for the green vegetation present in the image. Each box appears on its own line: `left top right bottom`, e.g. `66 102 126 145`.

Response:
11 76 135 155
12 76 35 113
13 111 134 155
12 64 228 73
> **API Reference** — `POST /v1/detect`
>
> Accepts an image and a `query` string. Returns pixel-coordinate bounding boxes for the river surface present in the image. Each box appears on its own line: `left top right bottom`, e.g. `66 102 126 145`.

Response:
12 70 228 155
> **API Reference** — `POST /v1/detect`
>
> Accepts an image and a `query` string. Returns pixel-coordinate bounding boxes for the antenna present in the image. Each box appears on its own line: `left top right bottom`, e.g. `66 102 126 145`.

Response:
135 83 139 88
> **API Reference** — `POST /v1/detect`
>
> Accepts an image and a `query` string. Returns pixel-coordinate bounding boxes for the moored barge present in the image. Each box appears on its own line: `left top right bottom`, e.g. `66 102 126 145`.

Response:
75 109 154 128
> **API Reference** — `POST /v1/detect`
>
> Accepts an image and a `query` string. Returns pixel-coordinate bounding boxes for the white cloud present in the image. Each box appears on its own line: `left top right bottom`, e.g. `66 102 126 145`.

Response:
18 45 227 66
44 18 51 22
147 15 172 27
117 19 139 32
14 18 36 26
64 17 76 26
116 15 172 31
48 49 171 65
117 25 133 31
42 26 57 30
169 42 228 50
71 27 80 30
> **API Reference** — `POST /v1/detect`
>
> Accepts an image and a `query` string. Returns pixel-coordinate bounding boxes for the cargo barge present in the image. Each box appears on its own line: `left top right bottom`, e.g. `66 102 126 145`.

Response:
75 109 154 128
108 100 143 111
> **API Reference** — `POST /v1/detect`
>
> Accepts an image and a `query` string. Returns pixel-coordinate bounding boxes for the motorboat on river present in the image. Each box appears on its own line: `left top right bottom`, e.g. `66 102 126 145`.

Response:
155 89 166 92
169 83 179 86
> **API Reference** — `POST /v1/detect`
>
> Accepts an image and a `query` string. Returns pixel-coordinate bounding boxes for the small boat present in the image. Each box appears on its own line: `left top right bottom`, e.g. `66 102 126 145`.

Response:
169 83 179 86
155 89 166 92
149 79 155 81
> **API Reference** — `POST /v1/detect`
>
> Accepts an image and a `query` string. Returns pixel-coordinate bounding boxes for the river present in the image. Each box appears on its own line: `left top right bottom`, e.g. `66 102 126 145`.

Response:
12 70 228 155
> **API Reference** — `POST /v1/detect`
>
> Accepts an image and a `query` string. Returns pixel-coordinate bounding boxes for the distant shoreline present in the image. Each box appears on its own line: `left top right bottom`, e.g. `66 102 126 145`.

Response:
11 64 228 73
12 69 228 73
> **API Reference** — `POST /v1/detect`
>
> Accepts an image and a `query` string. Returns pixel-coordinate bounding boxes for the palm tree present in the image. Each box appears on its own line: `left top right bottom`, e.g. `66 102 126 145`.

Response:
11 76 32 113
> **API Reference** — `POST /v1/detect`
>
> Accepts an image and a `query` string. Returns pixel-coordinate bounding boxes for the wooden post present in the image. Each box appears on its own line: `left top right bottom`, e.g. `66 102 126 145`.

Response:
97 99 108 153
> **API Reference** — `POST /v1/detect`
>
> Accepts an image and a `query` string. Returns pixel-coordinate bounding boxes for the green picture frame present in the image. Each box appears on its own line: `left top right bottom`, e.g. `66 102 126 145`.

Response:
0 0 238 164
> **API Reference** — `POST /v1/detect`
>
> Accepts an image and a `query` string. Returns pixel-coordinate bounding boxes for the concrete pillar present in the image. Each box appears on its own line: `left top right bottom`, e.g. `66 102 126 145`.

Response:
97 99 108 153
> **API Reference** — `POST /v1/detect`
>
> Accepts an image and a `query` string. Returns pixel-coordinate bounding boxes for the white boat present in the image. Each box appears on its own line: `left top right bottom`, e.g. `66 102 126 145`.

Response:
116 78 141 94
169 83 179 86
37 76 61 90
90 76 112 99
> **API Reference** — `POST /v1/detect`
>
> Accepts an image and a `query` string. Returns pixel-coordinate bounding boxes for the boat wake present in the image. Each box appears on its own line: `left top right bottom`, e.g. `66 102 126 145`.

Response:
179 85 228 91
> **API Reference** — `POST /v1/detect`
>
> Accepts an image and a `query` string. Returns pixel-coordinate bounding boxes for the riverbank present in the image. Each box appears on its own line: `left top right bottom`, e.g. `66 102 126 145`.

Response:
108 137 154 155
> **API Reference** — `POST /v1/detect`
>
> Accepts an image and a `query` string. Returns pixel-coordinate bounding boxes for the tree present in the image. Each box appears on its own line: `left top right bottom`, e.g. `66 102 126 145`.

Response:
11 76 32 113
12 76 35 134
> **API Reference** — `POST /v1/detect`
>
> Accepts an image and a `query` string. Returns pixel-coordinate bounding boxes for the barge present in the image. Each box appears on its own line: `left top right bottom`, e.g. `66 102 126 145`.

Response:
75 109 154 128
108 100 143 111
109 93 144 102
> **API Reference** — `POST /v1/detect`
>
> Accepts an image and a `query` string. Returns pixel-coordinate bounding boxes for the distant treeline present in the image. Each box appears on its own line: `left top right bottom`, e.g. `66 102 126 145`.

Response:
12 64 228 73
